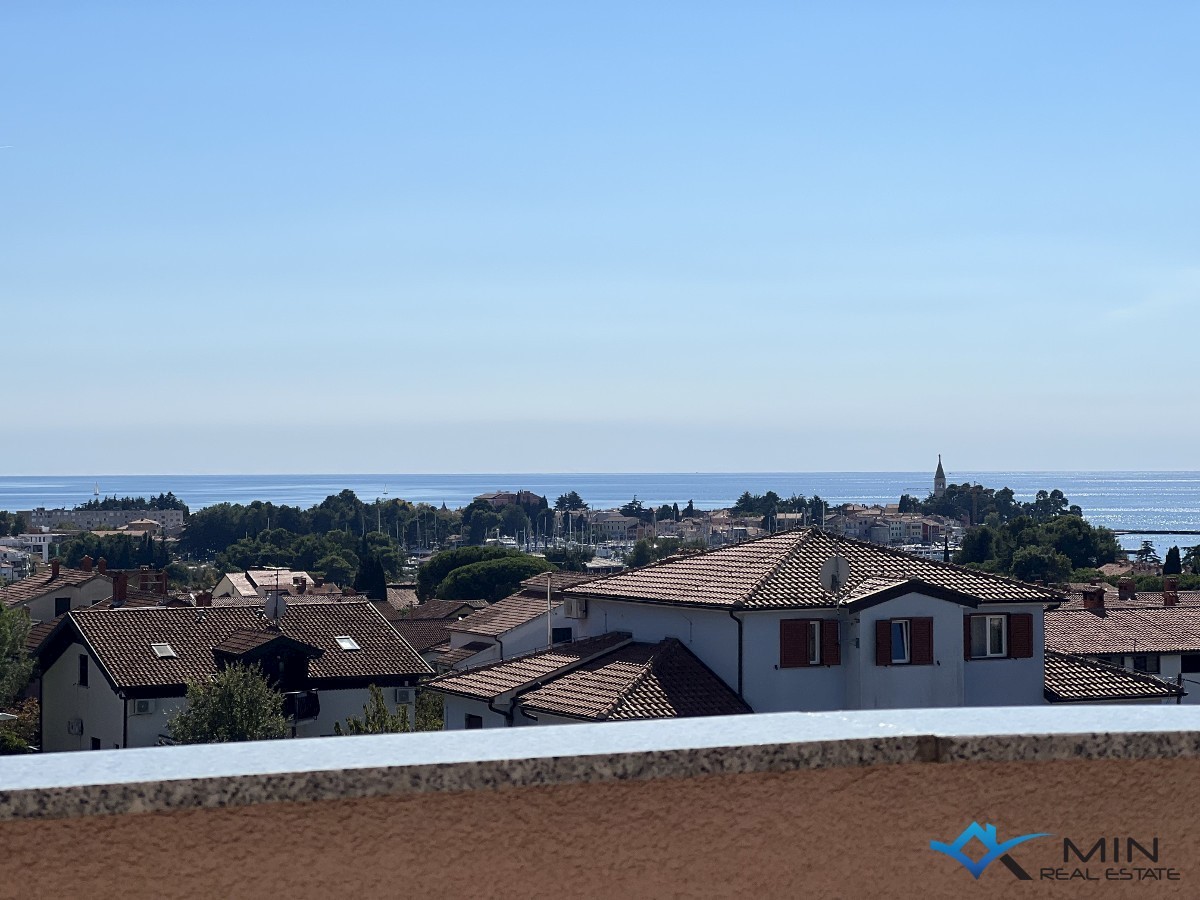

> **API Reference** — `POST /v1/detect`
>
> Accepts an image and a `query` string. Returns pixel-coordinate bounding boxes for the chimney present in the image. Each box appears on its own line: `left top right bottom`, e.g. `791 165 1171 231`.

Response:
97 557 107 575
1165 575 1180 607
313 577 325 588
294 577 306 595
113 573 128 608
51 558 60 579
197 592 212 607
1118 578 1136 602
1083 586 1106 612
159 569 168 597
139 566 150 593
80 555 93 573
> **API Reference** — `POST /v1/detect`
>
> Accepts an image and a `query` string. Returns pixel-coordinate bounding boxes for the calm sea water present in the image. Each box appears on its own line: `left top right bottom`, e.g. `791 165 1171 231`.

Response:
3 472 1199 554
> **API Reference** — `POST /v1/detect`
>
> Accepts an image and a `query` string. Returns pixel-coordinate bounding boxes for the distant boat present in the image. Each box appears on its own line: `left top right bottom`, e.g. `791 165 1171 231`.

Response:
93 483 100 497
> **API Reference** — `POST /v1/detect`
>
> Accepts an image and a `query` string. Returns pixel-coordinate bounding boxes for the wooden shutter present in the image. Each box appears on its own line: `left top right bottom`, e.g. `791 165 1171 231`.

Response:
821 619 840 666
963 616 973 660
875 619 891 666
1008 613 1034 659
780 619 810 668
911 617 934 665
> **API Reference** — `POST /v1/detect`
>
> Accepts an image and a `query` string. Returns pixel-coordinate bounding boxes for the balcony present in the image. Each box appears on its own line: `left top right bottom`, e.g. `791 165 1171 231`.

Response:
3 706 1200 897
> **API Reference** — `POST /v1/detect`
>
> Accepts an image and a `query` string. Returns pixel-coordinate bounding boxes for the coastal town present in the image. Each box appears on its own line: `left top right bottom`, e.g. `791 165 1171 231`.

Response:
2 459 1197 754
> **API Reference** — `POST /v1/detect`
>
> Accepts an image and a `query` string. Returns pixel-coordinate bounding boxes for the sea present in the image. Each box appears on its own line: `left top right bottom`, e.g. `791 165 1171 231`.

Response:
2 472 1200 556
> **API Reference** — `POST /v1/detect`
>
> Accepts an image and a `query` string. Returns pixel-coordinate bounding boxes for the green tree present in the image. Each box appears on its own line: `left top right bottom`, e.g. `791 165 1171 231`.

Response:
416 546 520 600
435 556 556 603
0 605 33 710
353 547 388 600
682 500 695 518
1184 546 1200 575
499 504 531 539
624 539 655 568
1164 546 1183 576
314 552 356 586
167 664 288 744
333 684 411 735
1010 546 1072 584
1135 540 1161 565
554 491 587 511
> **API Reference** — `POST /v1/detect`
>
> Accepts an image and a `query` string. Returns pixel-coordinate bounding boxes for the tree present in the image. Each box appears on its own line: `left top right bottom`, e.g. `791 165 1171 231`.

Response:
1164 546 1183 576
624 539 655 568
620 497 647 520
499 504 531 539
334 684 411 735
1134 541 1161 565
435 556 556 603
554 491 587 511
167 664 288 744
353 546 388 600
1184 546 1200 575
314 552 356 586
1010 546 1072 584
682 500 695 518
0 605 33 710
417 546 521 600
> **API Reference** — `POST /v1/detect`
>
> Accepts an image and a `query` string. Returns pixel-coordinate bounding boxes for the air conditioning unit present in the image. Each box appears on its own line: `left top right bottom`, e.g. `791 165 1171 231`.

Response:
394 688 414 705
564 596 587 619
133 699 155 716
67 718 84 736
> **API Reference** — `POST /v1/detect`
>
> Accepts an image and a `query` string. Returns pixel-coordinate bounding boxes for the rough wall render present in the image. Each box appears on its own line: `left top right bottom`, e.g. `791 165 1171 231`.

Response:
2 757 1198 899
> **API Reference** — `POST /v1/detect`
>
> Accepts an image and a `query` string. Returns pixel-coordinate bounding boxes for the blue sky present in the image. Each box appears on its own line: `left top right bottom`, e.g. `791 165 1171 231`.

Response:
2 3 1197 473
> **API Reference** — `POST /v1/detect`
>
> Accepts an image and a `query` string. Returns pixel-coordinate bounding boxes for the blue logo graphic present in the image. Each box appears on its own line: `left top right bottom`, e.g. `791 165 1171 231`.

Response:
931 821 1052 880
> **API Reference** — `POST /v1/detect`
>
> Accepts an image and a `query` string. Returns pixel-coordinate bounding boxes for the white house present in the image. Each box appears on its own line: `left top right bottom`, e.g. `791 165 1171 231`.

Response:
0 559 112 623
32 601 431 751
430 528 1067 727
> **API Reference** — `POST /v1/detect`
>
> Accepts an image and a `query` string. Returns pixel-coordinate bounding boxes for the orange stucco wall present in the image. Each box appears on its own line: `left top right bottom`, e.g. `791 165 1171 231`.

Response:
3 757 1197 898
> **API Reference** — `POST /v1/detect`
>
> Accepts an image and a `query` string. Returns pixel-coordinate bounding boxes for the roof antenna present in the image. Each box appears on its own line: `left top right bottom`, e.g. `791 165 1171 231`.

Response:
819 555 851 596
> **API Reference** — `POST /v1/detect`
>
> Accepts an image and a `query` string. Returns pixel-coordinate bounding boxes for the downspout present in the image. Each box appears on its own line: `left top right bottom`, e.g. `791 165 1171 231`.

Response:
122 695 128 749
727 607 744 700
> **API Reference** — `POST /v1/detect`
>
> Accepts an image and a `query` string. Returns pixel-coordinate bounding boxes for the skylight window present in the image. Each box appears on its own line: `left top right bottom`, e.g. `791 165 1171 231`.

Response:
151 642 177 659
335 635 361 651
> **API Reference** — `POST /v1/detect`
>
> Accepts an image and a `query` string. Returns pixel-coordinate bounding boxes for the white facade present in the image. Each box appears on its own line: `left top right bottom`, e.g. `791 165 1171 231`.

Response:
41 642 416 751
27 507 186 534
6 575 112 623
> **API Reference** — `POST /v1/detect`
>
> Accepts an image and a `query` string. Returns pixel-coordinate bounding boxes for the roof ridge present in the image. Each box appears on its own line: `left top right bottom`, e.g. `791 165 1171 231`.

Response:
813 527 1065 600
598 638 673 719
743 528 818 604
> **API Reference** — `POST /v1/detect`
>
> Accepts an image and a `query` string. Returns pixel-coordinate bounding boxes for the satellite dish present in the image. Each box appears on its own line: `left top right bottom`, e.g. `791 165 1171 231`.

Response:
819 555 851 595
265 593 287 621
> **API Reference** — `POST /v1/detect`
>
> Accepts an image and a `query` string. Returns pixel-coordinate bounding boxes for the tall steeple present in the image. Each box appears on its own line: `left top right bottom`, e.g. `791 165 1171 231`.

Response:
934 454 947 498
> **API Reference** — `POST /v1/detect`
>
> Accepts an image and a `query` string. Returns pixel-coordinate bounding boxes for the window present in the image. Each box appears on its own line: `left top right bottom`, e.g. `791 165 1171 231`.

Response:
150 642 177 659
90 738 101 751
55 597 70 616
551 627 573 644
334 636 361 651
969 615 1007 658
465 714 483 730
807 621 820 665
890 620 911 665
76 653 89 687
1133 654 1160 675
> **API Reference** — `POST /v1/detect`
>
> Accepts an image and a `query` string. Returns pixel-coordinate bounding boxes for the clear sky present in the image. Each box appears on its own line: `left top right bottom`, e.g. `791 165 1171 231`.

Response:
2 3 1197 474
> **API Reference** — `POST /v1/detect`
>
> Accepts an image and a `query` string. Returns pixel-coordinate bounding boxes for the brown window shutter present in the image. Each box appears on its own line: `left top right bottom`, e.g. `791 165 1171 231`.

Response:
1008 613 1034 659
821 619 840 666
780 619 810 668
911 617 934 665
875 619 891 666
963 615 972 660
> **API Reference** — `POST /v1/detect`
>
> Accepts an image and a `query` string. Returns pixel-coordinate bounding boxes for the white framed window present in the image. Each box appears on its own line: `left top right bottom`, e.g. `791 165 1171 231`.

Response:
334 635 361 651
807 621 820 665
890 619 911 665
970 615 1007 658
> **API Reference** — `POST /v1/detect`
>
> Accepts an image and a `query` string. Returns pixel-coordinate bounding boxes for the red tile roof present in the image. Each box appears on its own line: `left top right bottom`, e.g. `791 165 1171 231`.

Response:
46 602 431 691
1 567 107 608
401 598 489 621
1044 650 1185 702
389 620 453 653
448 593 562 637
518 639 749 721
566 528 1060 610
1045 606 1200 654
428 633 630 700
1056 590 1200 611
436 641 495 669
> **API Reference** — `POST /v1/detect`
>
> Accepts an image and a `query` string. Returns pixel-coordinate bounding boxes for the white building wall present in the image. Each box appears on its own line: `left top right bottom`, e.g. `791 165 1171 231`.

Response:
442 694 508 730
847 593 966 710
126 698 186 747
961 604 1045 706
740 611 845 713
22 578 112 623
41 642 125 752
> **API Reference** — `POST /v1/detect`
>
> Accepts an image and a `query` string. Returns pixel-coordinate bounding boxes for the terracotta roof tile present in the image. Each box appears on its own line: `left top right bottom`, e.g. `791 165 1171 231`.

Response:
52 602 431 690
448 593 562 637
519 572 600 593
1046 606 1200 654
389 620 453 653
567 528 1059 610
402 598 489 621
1 567 107 608
428 633 630 699
519 639 750 720
385 585 419 611
436 641 495 668
1044 650 1185 702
